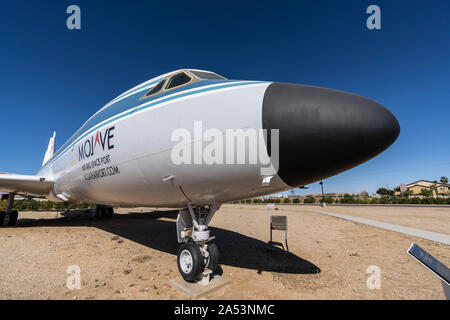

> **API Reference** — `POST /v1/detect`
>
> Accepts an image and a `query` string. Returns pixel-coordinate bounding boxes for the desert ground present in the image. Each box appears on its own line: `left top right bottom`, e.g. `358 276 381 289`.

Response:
0 204 448 300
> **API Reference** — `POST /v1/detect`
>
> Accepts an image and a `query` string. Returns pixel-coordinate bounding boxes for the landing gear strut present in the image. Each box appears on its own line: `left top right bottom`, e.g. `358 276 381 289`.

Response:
176 204 221 282
0 193 18 227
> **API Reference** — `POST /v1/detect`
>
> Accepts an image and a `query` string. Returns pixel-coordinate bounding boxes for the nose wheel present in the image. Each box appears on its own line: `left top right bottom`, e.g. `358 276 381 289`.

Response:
205 242 219 272
177 242 220 282
176 204 221 282
177 243 204 281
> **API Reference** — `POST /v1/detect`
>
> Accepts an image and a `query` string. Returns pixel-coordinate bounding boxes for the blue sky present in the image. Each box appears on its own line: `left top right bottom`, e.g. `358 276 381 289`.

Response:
0 0 449 195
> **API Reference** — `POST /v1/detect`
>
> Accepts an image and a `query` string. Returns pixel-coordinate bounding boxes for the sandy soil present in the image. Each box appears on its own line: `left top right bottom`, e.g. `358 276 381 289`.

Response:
0 204 448 300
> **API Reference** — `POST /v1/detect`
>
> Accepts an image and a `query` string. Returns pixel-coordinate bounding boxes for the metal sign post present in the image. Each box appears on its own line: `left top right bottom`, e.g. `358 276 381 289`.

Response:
269 216 289 252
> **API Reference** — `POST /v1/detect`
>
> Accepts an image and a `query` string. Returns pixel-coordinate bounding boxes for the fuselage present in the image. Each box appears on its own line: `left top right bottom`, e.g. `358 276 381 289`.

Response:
37 70 289 206
37 69 400 207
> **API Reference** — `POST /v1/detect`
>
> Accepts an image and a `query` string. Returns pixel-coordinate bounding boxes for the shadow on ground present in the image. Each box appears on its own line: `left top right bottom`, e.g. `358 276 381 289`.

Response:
15 210 320 275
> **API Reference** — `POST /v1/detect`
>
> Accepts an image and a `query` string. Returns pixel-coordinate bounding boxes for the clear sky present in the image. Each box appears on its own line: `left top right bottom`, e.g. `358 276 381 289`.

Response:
0 1 449 195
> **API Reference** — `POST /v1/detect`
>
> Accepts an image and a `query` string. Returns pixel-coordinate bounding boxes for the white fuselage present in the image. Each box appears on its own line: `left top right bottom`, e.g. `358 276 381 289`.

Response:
37 77 290 207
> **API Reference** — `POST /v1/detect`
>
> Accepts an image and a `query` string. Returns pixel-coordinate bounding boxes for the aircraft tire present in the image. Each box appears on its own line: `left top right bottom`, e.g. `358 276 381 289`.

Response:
206 242 220 272
177 243 205 282
95 206 104 219
8 210 18 226
106 207 114 218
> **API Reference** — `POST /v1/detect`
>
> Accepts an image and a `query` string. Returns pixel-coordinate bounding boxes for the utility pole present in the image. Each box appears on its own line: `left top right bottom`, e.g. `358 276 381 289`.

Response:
319 181 325 207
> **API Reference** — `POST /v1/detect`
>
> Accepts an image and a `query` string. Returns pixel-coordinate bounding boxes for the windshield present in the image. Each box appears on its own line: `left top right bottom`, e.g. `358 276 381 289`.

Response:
165 72 192 90
144 79 166 97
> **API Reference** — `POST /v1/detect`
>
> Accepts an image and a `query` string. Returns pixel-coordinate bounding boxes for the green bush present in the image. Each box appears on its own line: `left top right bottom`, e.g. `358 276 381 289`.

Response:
283 198 291 203
292 198 300 204
340 194 354 204
409 197 421 204
324 197 334 204
421 197 434 204
379 197 391 204
303 196 316 204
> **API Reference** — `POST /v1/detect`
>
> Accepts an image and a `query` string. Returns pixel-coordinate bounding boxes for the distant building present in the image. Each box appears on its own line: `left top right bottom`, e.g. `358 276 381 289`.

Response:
394 180 449 198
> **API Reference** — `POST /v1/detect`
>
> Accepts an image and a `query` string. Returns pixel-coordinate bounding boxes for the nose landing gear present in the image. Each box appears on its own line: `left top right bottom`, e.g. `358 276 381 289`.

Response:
176 204 221 282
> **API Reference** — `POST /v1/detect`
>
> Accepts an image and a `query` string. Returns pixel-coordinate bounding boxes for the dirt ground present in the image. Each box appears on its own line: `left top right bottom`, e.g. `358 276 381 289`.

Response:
0 204 448 300
303 205 450 235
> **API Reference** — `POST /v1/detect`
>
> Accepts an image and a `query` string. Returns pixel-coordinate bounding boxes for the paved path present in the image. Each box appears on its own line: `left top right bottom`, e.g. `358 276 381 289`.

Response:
305 209 450 245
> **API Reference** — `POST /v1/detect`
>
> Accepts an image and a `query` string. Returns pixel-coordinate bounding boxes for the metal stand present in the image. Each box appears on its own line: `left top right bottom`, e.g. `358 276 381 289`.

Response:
268 215 289 252
199 269 213 286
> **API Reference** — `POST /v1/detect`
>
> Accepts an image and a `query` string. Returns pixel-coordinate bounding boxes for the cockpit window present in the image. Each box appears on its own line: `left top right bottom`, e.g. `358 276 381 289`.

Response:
144 79 165 97
189 70 227 80
165 72 192 90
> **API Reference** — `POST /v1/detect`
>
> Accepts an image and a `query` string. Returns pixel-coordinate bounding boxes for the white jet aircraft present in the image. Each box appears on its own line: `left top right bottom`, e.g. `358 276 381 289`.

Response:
0 69 400 281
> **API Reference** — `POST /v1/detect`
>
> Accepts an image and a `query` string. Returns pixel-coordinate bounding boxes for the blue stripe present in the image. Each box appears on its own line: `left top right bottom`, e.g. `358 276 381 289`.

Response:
92 80 232 134
39 81 265 171
45 80 229 168
108 78 161 104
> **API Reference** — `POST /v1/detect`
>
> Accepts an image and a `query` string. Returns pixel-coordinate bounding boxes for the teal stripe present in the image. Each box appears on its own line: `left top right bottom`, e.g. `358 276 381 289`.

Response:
40 81 264 170
108 79 161 104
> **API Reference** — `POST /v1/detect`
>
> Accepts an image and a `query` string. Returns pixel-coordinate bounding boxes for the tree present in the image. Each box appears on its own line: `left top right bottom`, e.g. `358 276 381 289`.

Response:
360 191 369 198
440 176 448 184
376 187 394 197
400 190 413 198
420 188 433 198
429 182 438 197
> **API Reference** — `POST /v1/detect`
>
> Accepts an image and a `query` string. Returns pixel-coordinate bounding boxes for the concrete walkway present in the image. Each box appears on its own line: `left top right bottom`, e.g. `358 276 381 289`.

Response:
305 209 450 245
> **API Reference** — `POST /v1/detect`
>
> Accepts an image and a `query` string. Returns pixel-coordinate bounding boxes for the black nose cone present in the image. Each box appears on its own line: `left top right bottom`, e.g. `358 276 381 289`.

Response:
262 83 400 187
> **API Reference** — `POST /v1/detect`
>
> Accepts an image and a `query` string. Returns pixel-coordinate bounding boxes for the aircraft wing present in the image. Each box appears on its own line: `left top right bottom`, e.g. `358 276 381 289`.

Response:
0 172 54 197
